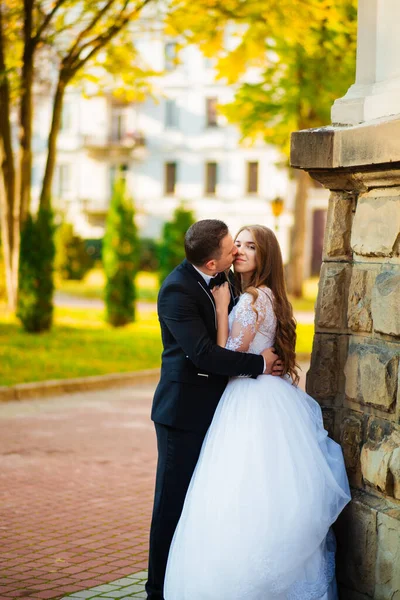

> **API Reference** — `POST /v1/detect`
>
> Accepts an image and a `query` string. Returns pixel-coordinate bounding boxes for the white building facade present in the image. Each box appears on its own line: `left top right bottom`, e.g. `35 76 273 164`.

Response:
31 34 329 273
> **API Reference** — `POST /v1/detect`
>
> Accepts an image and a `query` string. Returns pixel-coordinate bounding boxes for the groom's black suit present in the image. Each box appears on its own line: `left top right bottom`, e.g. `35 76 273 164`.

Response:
146 260 264 600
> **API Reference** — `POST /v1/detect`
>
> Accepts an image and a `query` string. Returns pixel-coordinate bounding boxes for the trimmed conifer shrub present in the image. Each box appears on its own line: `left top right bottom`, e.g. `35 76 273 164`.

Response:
103 177 139 326
139 237 159 272
17 208 55 332
158 204 195 284
55 222 92 280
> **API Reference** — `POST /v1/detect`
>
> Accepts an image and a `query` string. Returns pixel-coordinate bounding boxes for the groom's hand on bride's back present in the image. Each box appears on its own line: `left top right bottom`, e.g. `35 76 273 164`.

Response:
261 347 284 376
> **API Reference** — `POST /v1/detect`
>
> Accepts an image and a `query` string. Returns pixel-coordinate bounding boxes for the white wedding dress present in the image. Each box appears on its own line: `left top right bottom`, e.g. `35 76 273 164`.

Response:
164 287 351 600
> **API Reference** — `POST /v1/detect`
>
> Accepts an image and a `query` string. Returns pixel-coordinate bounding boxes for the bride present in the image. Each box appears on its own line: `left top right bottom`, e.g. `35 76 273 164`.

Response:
164 225 351 600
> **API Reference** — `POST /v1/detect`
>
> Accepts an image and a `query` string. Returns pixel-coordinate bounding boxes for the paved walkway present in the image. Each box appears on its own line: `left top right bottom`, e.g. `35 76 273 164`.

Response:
0 385 157 600
0 366 309 600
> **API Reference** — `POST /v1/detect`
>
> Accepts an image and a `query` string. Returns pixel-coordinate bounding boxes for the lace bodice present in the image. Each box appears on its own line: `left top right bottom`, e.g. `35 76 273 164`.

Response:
226 287 277 355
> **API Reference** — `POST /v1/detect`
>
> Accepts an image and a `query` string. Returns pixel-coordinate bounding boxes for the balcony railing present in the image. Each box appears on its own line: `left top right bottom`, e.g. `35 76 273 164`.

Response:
83 131 146 151
80 198 109 215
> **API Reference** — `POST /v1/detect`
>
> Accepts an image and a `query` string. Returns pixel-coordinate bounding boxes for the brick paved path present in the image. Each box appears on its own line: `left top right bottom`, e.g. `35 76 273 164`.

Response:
0 366 308 600
0 385 157 600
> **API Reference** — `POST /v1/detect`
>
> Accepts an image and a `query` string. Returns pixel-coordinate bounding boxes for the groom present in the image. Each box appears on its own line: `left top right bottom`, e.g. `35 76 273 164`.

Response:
146 219 283 599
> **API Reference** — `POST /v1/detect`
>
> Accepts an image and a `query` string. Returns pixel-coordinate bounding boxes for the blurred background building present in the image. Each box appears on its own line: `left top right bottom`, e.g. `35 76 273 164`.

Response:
31 33 329 276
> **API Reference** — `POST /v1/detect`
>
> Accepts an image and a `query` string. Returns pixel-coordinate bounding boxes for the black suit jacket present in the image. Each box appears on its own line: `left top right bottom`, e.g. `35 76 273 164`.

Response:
151 260 264 433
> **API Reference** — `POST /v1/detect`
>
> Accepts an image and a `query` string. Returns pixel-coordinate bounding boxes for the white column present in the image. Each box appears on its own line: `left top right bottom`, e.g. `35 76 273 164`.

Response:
331 0 400 125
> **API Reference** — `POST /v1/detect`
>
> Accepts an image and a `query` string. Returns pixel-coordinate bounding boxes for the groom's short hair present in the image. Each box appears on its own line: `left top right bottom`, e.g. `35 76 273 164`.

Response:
185 219 229 266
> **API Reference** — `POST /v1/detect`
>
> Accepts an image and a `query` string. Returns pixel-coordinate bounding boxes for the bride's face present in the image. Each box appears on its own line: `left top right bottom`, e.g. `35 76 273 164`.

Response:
233 229 257 276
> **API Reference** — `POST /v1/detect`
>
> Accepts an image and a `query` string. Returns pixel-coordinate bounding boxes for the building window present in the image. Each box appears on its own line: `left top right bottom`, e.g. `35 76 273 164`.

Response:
61 103 73 132
56 163 71 197
165 99 179 128
110 108 126 142
205 162 217 195
206 97 218 127
165 162 177 195
247 161 259 194
165 42 177 71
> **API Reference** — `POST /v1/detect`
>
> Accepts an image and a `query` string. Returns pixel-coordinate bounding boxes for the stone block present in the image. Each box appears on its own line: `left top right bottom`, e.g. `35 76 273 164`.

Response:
344 339 399 412
335 499 377 597
344 351 359 401
306 334 340 403
366 417 395 445
351 190 400 257
340 411 364 488
361 430 400 498
321 407 335 439
372 266 400 337
375 512 400 600
290 118 400 171
323 192 355 260
359 353 398 412
339 589 371 600
347 267 375 333
390 448 400 501
315 263 349 330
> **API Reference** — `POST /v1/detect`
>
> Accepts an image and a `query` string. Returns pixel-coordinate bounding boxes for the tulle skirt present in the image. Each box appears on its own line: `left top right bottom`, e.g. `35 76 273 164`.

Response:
164 375 351 600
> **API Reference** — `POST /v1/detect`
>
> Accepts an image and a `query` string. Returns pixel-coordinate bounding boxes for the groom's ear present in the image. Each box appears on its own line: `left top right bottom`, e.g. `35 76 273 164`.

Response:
205 258 217 271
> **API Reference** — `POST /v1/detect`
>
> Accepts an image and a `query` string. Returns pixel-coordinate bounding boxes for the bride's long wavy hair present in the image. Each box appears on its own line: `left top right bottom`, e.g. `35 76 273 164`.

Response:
233 225 299 386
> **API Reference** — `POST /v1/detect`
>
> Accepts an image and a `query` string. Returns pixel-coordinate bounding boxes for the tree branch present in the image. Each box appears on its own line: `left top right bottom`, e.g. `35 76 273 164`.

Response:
66 0 118 59
67 0 152 76
34 0 69 43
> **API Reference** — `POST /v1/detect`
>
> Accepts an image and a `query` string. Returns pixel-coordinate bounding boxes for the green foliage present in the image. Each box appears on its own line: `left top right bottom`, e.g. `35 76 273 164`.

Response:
55 222 93 281
0 307 162 386
167 0 357 154
103 178 139 326
1 0 159 101
0 306 313 387
139 237 160 272
71 29 160 102
158 204 196 284
85 239 103 261
17 208 55 332
222 29 357 156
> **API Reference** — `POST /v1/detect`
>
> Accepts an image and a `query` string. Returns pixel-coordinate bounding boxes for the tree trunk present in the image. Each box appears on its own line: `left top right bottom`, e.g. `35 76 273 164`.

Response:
19 0 35 223
39 76 67 210
287 169 310 298
0 143 20 311
0 4 20 310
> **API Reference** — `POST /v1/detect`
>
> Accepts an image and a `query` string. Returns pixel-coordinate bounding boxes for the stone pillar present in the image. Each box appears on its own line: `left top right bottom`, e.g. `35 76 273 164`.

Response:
291 124 400 599
290 3 400 596
332 0 400 125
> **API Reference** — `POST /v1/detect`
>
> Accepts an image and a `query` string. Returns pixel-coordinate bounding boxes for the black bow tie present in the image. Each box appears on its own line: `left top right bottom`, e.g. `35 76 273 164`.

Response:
208 272 226 290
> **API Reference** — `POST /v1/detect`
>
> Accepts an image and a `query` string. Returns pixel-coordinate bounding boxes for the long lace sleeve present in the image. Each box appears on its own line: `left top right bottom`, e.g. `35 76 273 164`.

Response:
225 290 272 353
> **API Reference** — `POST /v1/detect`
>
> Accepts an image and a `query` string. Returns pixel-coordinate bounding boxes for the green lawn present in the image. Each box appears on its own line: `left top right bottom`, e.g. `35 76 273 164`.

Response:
0 301 313 386
0 306 162 386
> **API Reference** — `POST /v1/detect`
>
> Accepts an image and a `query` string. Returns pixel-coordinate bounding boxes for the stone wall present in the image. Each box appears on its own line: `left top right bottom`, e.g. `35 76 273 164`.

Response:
291 119 400 599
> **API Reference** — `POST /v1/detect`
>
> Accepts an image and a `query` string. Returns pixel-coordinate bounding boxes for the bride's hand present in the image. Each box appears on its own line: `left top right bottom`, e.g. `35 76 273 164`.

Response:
212 282 230 311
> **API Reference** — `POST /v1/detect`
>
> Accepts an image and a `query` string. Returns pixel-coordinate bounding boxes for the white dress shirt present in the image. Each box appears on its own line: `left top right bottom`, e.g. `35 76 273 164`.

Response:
191 264 217 286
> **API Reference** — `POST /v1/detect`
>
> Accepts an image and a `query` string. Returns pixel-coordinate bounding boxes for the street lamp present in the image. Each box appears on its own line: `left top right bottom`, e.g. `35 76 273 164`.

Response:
270 196 284 231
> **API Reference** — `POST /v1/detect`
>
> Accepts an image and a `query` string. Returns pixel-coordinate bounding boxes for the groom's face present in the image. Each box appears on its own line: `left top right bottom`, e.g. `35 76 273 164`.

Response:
212 233 238 272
